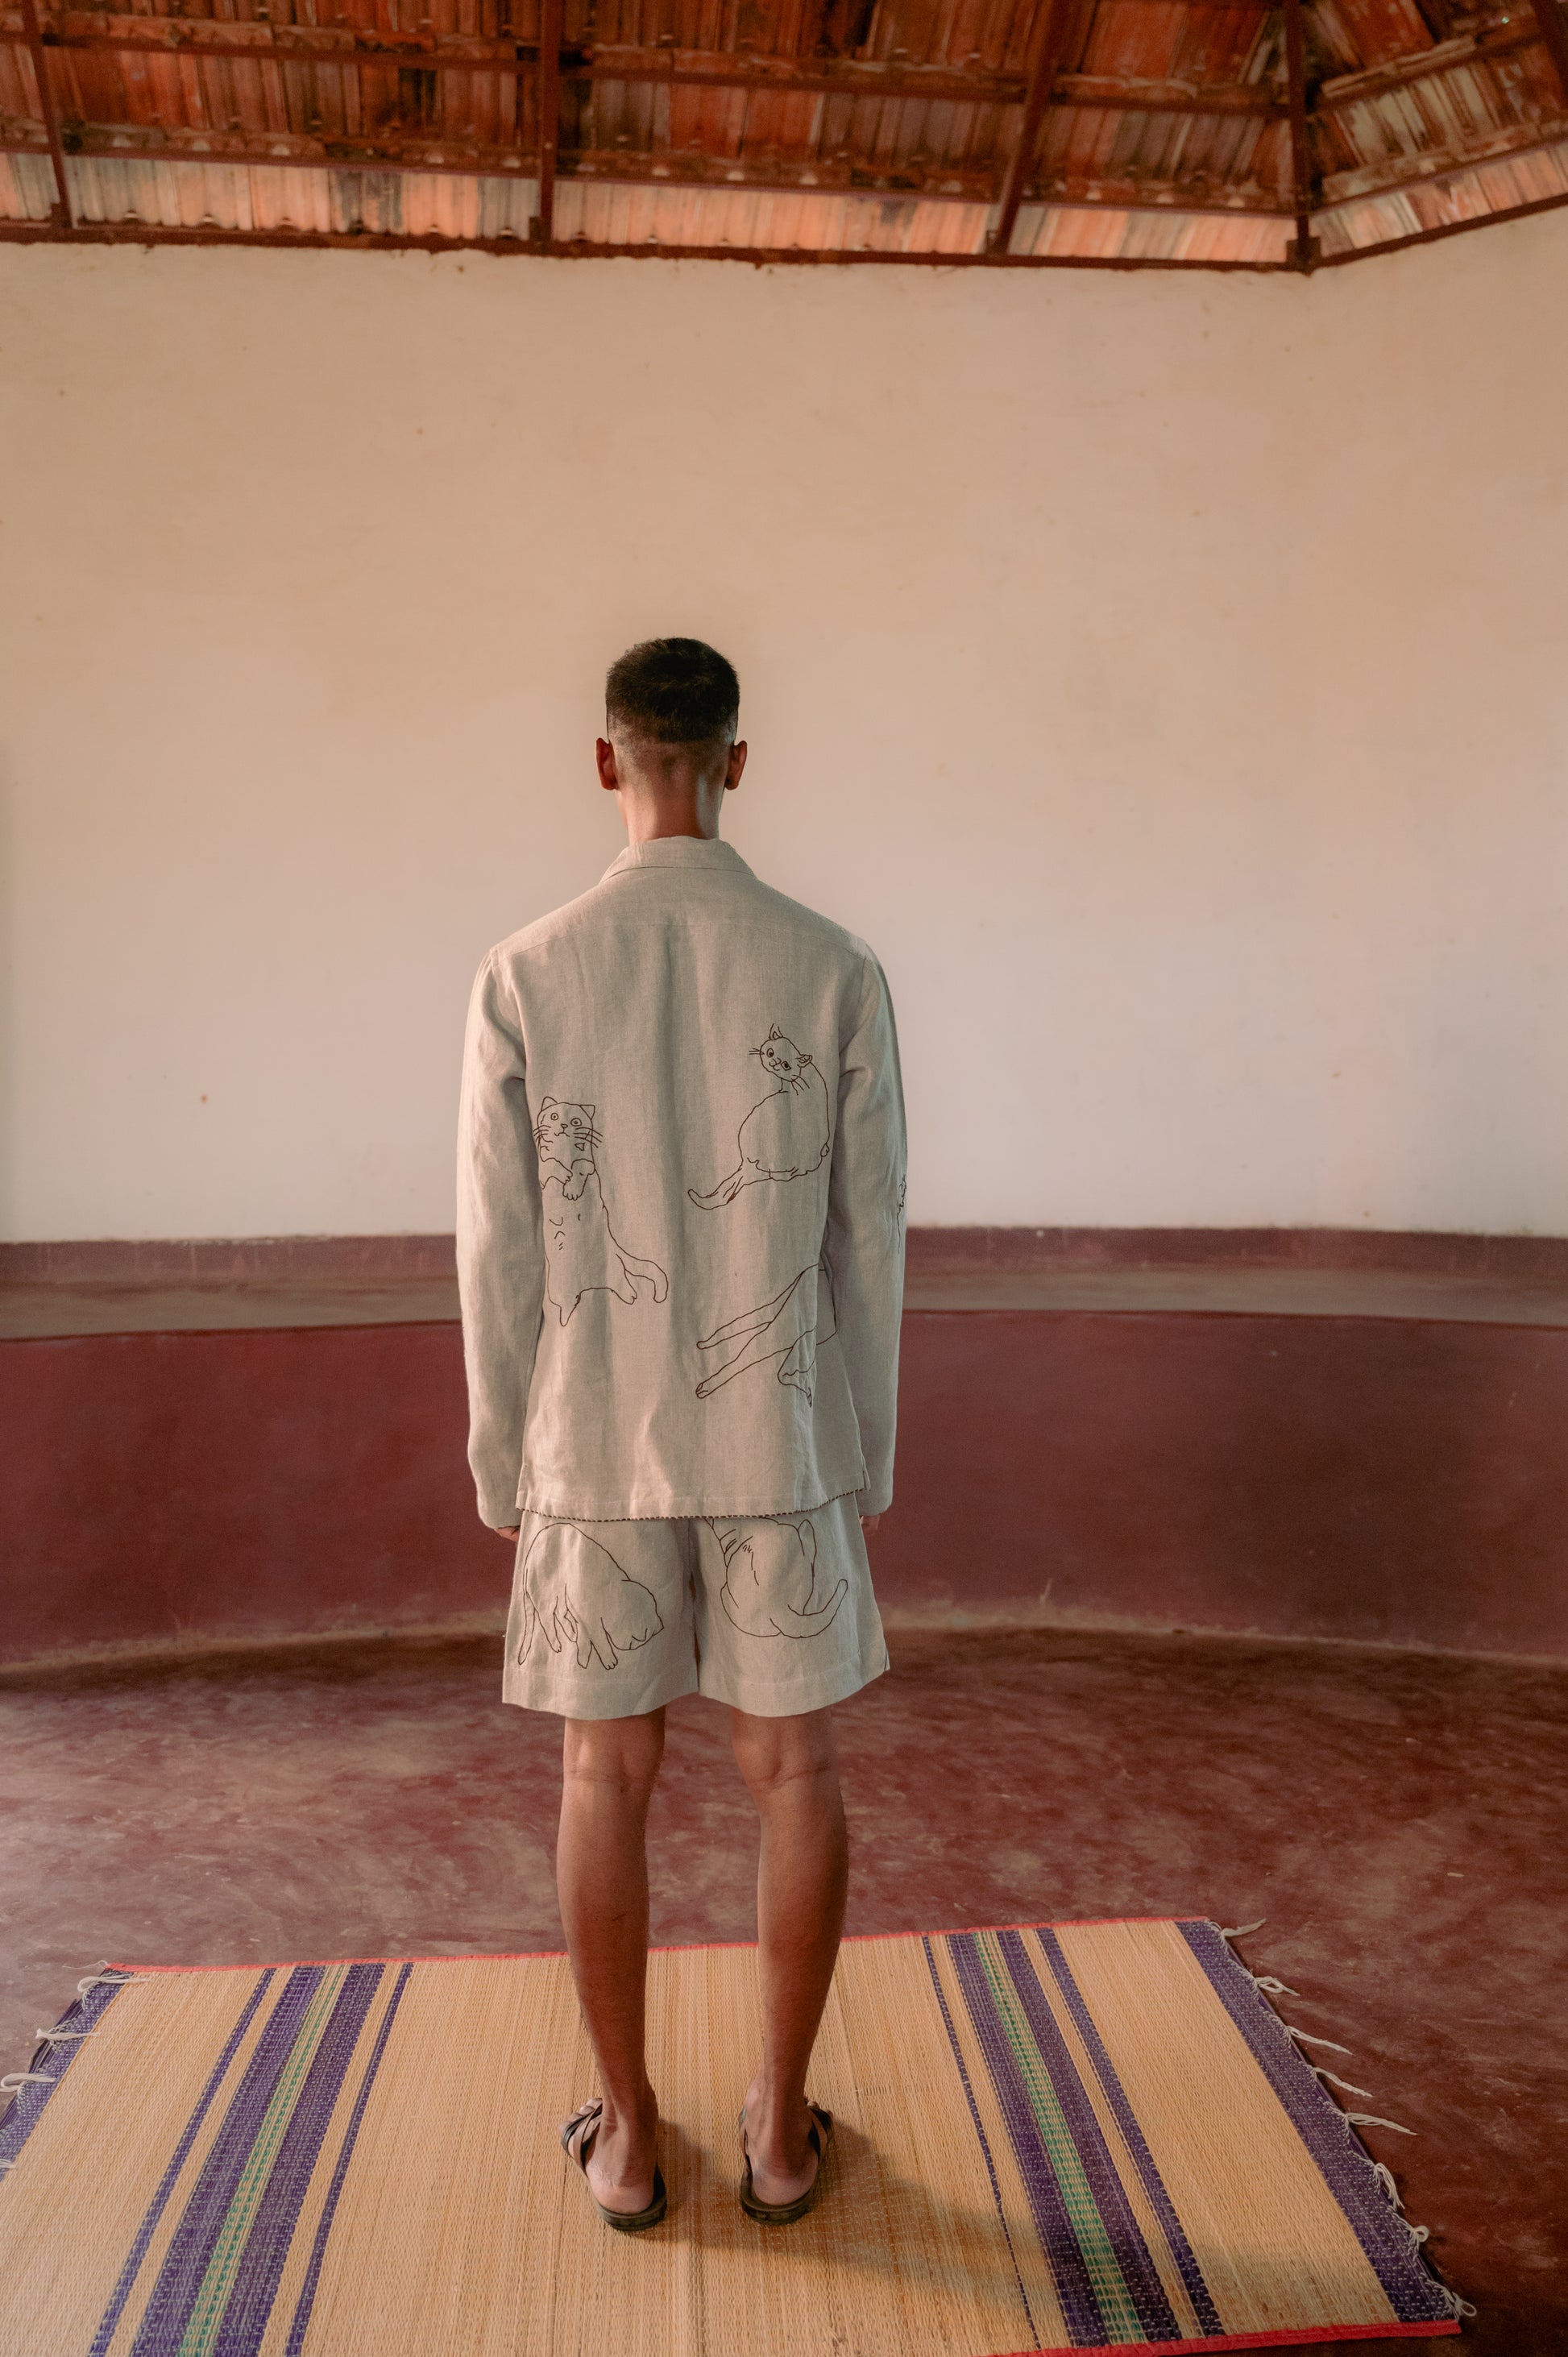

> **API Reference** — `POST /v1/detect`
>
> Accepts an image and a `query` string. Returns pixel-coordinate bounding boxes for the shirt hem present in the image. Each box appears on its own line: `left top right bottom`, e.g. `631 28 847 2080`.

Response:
515 1481 869 1524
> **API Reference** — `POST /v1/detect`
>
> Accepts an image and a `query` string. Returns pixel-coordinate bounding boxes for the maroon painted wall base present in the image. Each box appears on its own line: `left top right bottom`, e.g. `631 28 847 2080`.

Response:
4 1308 1565 1667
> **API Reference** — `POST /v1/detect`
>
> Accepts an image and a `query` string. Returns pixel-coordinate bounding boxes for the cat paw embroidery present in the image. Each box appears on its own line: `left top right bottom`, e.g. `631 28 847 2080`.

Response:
516 1521 664 1673
708 1514 848 1641
695 1258 836 1405
534 1098 669 1327
688 1027 830 1209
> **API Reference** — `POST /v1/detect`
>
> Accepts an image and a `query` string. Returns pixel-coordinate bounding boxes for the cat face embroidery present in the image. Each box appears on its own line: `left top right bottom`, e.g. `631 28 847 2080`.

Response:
534 1096 669 1326
756 1030 808 1084
688 1027 831 1211
534 1098 599 1195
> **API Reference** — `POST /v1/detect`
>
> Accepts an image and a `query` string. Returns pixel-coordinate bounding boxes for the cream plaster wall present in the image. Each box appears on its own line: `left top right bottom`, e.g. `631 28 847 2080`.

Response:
1 221 1564 1239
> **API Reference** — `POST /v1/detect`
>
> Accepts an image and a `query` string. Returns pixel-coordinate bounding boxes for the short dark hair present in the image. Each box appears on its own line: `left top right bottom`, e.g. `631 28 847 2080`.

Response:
605 638 740 745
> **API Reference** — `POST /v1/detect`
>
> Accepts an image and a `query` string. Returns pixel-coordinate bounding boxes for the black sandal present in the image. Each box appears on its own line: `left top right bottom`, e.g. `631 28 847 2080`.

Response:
738 2102 833 2225
560 2098 668 2234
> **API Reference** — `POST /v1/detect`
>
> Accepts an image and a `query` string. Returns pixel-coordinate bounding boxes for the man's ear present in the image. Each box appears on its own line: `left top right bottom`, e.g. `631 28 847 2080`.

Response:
595 737 620 794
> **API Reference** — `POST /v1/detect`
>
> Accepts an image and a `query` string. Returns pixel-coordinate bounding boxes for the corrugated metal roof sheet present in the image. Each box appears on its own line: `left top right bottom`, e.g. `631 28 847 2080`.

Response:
65 154 539 238
555 179 990 247
1317 122 1568 244
3 0 1565 265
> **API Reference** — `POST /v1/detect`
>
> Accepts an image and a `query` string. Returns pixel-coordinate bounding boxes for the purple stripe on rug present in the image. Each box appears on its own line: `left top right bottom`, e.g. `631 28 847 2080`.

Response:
128 1967 326 2357
0 1970 132 2174
1177 1922 1454 2327
282 1960 413 2357
922 1937 1042 2354
948 1932 1107 2349
89 1972 277 2357
996 1928 1181 2347
1036 1928 1225 2338
206 1964 385 2357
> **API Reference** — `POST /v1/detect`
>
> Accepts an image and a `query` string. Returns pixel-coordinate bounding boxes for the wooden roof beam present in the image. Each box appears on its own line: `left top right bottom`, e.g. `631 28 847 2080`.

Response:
988 0 1083 255
1281 0 1317 268
1529 0 1568 103
17 0 73 229
534 0 562 243
0 216 1293 268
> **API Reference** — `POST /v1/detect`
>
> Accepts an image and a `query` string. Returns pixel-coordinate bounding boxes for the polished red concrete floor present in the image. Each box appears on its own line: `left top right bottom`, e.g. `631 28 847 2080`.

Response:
4 1628 1563 2354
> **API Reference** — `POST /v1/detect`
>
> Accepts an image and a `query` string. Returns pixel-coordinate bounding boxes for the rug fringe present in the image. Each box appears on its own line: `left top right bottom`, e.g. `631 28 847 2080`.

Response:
0 1963 143 2168
1213 1922 1475 2324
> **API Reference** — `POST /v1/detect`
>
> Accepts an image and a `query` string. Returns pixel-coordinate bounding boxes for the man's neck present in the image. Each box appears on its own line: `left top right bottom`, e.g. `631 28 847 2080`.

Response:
622 811 721 846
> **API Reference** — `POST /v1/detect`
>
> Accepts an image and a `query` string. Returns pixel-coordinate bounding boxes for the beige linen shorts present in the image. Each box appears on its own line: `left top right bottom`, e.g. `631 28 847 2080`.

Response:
501 1493 887 1720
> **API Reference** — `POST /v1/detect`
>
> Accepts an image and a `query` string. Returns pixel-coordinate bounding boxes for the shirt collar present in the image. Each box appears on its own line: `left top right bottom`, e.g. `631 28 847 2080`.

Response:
601 836 753 882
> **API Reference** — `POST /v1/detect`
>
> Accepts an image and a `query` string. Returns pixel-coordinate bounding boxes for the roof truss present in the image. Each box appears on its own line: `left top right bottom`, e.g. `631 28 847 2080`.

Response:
3 0 1566 271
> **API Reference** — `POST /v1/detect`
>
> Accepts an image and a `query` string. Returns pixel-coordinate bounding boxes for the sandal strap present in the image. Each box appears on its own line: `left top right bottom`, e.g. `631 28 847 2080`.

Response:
561 2098 603 2173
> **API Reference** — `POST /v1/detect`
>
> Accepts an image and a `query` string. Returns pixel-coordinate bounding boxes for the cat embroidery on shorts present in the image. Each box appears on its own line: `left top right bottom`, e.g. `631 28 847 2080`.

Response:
708 1513 848 1641
516 1521 663 1674
534 1098 669 1326
688 1027 830 1210
695 1257 836 1406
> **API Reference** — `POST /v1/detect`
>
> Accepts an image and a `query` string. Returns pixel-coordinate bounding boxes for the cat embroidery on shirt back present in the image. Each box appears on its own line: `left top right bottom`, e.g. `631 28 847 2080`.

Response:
708 1513 848 1640
534 1098 668 1326
688 1027 830 1210
695 1257 836 1406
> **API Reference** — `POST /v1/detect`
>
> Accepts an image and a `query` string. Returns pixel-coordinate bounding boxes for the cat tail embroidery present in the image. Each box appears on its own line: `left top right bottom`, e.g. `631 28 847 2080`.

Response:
688 1026 830 1210
534 1096 669 1327
695 1257 836 1405
709 1514 848 1641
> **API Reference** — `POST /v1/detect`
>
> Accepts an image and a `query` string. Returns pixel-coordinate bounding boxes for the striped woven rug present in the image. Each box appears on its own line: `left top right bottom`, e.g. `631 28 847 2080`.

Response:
0 1919 1459 2355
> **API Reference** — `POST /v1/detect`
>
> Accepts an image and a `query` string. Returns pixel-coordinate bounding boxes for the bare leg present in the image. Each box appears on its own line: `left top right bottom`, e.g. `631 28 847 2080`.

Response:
557 1709 665 2214
730 1705 848 2206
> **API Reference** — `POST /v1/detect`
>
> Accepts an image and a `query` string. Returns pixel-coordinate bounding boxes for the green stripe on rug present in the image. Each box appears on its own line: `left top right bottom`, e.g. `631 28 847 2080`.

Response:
177 1966 351 2355
973 1931 1146 2343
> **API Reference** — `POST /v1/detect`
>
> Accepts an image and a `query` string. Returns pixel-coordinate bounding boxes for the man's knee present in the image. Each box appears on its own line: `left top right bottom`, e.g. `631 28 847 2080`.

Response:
562 1708 666 1799
730 1705 837 1802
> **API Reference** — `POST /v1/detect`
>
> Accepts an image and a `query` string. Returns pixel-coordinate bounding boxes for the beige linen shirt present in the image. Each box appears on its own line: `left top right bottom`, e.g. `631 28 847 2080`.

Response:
457 836 906 1527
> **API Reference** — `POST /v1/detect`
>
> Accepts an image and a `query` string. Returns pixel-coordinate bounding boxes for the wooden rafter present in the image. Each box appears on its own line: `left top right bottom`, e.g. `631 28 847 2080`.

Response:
1281 0 1316 267
1529 0 1568 103
0 216 1296 266
988 0 1083 257
534 0 563 244
17 0 73 229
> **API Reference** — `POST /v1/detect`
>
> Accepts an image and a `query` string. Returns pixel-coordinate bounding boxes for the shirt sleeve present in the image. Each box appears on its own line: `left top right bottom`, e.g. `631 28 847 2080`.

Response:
455 950 545 1529
824 950 907 1517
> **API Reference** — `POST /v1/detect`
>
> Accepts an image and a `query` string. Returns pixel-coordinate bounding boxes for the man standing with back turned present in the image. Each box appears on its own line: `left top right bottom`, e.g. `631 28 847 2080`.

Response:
457 640 906 2235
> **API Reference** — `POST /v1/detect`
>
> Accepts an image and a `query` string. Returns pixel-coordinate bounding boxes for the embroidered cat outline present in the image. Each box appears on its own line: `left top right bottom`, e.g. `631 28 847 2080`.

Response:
534 1098 669 1327
695 1257 836 1405
708 1513 848 1641
516 1521 664 1673
688 1027 830 1210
